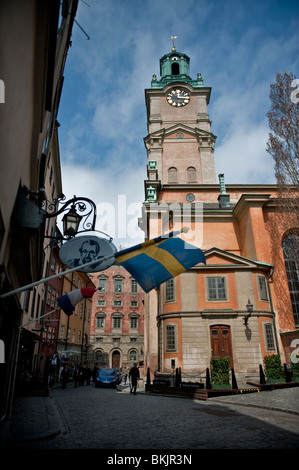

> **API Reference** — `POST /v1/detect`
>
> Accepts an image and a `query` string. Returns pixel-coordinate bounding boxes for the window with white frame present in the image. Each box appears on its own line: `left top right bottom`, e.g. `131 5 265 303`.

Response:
112 316 122 329
98 277 107 292
131 279 138 294
130 316 138 329
264 323 276 351
129 349 137 361
114 278 123 293
258 276 268 301
96 316 105 329
165 279 175 302
165 324 177 352
207 277 227 300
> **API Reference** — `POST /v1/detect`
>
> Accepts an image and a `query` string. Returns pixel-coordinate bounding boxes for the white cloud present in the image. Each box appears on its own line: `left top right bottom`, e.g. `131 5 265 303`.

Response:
215 123 275 184
60 161 146 249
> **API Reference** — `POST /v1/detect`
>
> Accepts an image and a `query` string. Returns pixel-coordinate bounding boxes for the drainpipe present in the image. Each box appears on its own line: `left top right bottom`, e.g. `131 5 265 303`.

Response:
156 286 161 373
266 265 280 354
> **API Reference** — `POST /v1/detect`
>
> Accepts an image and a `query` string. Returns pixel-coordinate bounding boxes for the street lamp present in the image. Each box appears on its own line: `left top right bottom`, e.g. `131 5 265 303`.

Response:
244 299 253 326
16 187 97 240
62 203 83 237
45 195 97 240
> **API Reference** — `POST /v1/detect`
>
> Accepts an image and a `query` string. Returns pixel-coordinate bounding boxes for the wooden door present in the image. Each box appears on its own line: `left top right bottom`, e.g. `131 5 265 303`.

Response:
210 325 233 367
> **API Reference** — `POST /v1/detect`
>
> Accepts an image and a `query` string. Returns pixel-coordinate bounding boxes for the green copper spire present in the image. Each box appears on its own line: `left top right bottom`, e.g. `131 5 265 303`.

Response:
151 37 204 89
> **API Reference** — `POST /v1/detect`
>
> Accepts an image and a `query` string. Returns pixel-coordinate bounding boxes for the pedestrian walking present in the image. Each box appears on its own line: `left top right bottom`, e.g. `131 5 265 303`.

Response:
79 364 85 386
60 365 68 389
73 365 80 388
92 365 99 384
86 366 92 385
129 363 140 395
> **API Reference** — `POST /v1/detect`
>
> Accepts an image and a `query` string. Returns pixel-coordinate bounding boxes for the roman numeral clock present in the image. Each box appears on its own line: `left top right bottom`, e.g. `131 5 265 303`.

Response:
166 89 190 107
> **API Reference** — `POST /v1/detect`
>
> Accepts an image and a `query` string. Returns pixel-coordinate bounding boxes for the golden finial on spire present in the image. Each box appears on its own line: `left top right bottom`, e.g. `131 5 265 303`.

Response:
171 35 177 52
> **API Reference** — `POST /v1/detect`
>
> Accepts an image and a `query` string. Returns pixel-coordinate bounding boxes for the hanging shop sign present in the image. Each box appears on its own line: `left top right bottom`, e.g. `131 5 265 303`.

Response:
59 235 116 273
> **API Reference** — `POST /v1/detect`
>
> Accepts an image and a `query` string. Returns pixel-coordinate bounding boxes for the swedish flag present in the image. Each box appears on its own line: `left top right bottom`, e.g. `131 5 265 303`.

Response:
115 229 206 293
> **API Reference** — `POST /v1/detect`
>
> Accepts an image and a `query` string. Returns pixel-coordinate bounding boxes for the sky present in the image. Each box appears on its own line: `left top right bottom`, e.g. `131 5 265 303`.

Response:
57 0 299 249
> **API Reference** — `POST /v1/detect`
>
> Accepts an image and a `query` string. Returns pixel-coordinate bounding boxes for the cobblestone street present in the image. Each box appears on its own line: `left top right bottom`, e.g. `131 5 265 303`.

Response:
8 383 299 454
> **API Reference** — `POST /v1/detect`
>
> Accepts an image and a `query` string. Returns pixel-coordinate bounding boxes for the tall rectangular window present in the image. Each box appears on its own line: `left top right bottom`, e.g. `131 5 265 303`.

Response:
114 279 123 293
282 234 299 327
207 277 227 300
166 325 176 352
130 317 138 329
30 289 36 318
60 325 64 340
113 317 122 329
165 279 175 302
264 323 275 351
131 279 138 293
98 278 107 292
258 276 268 301
96 317 105 328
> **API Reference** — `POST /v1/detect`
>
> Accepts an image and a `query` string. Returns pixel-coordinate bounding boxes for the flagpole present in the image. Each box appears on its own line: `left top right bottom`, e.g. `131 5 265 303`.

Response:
0 228 189 300
20 307 60 329
0 253 116 300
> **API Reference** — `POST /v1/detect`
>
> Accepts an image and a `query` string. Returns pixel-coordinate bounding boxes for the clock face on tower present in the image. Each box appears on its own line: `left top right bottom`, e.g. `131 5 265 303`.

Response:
167 89 190 107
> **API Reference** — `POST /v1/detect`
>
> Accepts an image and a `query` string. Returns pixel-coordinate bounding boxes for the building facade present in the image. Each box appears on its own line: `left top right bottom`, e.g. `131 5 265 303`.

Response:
0 0 78 443
139 45 299 384
89 265 144 374
57 270 95 366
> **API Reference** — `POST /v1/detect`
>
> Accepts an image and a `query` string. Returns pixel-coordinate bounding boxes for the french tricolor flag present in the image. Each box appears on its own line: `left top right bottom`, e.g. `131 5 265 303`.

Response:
58 287 98 316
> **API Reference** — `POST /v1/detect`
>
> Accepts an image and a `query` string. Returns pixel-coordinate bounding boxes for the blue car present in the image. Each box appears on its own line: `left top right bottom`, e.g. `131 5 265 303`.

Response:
95 368 121 388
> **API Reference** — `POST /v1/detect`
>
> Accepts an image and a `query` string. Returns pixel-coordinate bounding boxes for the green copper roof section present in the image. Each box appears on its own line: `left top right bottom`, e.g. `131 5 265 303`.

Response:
151 50 204 89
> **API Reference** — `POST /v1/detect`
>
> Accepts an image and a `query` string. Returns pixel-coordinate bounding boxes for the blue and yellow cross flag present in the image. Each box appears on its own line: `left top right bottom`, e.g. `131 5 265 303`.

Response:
115 227 206 293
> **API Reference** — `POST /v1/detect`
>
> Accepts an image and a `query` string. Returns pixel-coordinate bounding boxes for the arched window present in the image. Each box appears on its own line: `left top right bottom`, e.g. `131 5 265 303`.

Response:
187 166 197 183
168 167 177 183
94 349 103 362
96 313 105 329
129 349 138 362
282 232 299 326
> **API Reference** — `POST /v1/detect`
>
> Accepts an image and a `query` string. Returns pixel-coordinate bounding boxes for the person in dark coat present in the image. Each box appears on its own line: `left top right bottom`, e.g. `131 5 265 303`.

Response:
73 365 80 388
129 363 140 395
79 365 85 386
60 366 68 389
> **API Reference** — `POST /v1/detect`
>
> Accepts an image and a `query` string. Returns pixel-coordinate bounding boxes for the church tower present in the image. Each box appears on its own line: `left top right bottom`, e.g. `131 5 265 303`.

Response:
140 40 297 386
143 39 217 209
140 39 219 376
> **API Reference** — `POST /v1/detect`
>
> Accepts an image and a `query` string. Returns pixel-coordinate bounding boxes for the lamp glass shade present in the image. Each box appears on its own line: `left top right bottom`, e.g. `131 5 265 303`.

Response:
246 299 253 313
62 208 82 236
